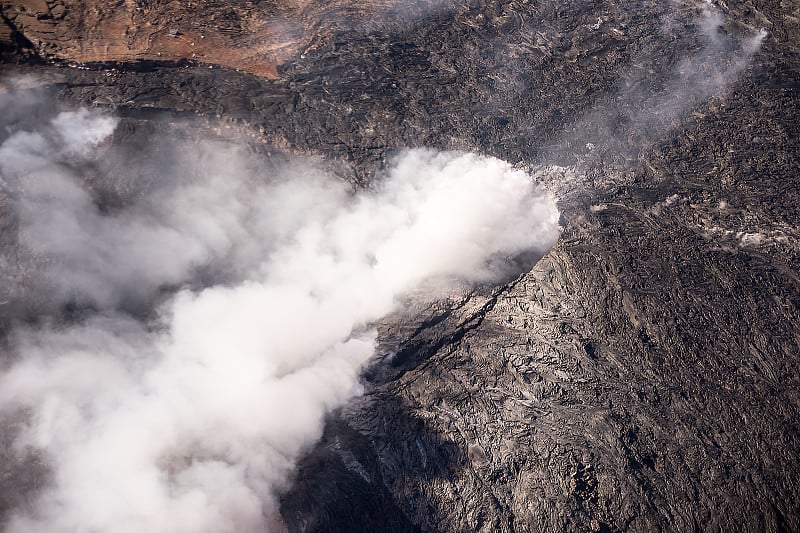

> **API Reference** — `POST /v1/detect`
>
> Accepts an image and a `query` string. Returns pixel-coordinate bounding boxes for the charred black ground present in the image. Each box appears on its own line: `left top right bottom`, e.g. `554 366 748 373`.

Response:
1 0 799 531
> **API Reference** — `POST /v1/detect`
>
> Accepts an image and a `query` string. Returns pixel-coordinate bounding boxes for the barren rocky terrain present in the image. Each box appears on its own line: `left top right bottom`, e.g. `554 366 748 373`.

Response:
1 0 799 531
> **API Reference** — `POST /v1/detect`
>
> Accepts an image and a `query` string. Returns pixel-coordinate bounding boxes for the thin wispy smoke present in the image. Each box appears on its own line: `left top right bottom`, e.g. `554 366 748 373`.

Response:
552 2 767 170
0 91 559 532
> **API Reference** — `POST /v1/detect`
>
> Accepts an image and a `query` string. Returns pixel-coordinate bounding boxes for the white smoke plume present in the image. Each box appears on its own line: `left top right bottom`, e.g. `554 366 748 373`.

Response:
0 97 559 531
0 104 335 311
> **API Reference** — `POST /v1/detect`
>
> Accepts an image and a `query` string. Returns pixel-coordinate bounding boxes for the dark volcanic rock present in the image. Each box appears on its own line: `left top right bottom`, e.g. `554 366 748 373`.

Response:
1 0 800 531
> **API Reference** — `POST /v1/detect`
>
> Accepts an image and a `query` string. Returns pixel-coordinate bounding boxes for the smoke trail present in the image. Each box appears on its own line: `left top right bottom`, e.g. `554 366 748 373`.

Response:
0 94 559 531
548 2 767 172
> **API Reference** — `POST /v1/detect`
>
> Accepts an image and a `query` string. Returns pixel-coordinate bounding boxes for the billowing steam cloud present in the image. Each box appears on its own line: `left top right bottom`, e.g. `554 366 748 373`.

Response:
0 93 559 532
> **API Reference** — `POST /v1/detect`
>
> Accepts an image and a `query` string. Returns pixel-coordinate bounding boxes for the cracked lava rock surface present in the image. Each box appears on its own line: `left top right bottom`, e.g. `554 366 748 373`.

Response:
1 0 799 531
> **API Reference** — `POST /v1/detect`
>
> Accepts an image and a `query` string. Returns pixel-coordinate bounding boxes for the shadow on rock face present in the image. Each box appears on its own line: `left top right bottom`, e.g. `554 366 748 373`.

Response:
490 249 550 285
279 276 526 532
280 403 462 533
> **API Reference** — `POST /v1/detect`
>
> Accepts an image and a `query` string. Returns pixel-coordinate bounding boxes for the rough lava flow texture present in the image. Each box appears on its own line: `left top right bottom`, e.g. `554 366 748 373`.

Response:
1 0 799 531
0 89 558 532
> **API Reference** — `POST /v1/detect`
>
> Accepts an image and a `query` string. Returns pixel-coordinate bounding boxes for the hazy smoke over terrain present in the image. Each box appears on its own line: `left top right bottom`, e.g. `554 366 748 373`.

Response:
558 2 767 167
0 86 559 532
0 1 769 530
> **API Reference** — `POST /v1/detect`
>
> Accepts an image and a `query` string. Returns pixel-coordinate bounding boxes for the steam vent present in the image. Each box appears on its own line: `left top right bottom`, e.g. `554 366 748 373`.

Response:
1 0 799 531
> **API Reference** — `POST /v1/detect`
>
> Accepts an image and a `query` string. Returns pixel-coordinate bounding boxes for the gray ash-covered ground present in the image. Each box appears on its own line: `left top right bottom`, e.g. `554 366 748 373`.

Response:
1 0 800 531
